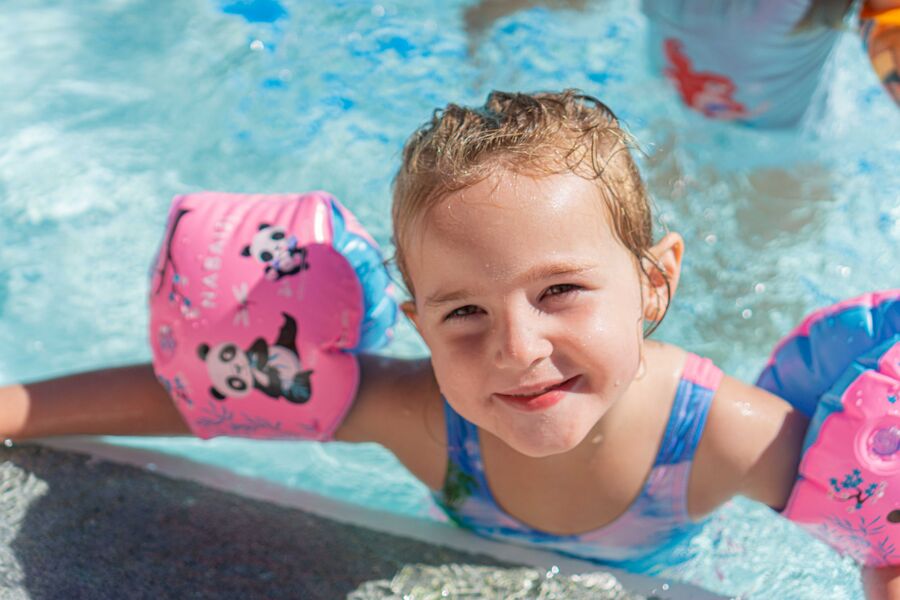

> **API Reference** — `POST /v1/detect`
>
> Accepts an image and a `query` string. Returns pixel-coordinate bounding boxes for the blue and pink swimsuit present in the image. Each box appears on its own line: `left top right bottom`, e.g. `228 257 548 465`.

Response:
433 353 724 569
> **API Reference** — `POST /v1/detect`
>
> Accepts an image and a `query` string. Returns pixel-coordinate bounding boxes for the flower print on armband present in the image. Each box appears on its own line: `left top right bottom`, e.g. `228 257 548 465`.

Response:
240 223 310 281
193 401 287 437
157 373 193 407
152 208 199 320
829 469 887 512
821 513 898 565
157 324 177 359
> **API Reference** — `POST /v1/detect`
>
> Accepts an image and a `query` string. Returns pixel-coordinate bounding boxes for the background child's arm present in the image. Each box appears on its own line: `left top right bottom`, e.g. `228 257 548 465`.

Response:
861 0 900 107
334 354 447 490
0 364 191 440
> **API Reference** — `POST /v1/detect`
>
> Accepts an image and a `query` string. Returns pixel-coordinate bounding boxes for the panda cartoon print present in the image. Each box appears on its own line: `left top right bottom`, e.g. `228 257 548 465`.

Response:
241 223 309 281
198 313 313 404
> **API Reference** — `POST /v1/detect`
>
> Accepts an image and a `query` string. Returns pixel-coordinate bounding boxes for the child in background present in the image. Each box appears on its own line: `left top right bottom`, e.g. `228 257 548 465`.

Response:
0 90 895 598
465 0 900 127
643 0 900 127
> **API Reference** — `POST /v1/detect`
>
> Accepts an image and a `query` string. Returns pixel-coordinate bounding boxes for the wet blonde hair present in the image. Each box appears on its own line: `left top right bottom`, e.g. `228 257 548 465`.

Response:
391 89 668 331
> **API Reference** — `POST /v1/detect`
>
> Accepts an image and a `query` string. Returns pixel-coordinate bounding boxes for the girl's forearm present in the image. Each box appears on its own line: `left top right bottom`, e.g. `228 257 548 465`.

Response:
862 565 900 600
0 364 190 440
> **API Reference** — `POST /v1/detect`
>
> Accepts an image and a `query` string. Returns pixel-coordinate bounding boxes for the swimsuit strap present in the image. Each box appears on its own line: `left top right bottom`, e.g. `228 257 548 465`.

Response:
440 399 501 517
443 399 479 472
639 353 723 520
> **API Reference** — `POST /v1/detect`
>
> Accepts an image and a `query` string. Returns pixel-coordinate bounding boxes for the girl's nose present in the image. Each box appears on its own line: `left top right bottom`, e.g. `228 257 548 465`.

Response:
491 305 552 370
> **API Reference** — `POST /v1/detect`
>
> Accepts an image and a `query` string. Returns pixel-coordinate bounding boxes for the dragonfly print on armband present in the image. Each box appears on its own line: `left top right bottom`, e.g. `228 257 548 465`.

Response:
232 282 255 327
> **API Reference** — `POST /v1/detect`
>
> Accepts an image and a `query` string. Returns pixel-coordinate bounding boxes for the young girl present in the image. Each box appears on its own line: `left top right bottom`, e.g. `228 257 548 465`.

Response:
0 90 896 598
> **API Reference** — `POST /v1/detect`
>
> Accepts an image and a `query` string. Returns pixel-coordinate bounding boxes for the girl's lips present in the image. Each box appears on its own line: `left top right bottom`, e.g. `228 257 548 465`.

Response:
493 375 581 412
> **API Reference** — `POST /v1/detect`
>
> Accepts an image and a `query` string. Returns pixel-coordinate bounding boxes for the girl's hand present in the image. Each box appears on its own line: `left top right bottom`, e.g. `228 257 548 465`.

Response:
862 564 900 600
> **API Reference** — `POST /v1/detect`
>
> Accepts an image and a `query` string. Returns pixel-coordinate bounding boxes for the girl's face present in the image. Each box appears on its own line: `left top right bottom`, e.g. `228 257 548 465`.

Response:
404 170 654 458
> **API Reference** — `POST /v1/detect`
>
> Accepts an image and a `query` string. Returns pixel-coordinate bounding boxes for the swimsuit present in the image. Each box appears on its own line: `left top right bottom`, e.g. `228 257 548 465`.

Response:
642 0 845 128
432 353 723 569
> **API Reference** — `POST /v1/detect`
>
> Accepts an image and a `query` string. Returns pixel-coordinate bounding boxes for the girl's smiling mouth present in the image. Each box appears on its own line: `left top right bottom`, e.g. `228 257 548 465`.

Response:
493 375 582 412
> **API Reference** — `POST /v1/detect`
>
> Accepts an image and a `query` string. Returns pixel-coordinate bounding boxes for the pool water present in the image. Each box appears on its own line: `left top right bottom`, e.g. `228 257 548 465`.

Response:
1 0 898 597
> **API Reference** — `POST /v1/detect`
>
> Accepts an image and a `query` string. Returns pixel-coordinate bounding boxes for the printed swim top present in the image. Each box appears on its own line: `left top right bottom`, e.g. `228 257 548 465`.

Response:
642 0 846 128
432 353 723 569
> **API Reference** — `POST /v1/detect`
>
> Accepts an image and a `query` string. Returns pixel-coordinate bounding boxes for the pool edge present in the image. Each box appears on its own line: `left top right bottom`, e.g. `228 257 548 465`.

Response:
38 437 727 599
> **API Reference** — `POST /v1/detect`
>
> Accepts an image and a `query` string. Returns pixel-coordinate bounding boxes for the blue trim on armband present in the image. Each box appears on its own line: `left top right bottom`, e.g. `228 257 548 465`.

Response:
757 298 900 417
329 201 398 352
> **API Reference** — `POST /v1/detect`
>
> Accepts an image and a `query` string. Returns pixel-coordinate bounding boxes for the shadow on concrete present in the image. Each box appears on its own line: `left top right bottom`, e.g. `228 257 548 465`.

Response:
0 444 511 599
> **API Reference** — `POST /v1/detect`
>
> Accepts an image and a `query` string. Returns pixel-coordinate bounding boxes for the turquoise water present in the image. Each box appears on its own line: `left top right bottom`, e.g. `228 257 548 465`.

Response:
1 0 898 597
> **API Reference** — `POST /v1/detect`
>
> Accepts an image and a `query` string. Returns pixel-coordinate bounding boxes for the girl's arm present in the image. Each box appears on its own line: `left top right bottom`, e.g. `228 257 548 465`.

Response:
688 375 809 517
0 353 448 490
335 354 447 491
0 364 191 440
863 565 900 600
691 377 900 600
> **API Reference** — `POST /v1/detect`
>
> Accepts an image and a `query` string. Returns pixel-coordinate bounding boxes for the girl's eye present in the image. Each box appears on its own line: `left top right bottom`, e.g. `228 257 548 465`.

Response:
542 284 580 300
445 305 482 321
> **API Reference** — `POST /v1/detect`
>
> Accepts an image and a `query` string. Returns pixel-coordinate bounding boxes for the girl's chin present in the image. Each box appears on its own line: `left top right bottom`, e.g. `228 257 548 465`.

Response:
501 425 592 458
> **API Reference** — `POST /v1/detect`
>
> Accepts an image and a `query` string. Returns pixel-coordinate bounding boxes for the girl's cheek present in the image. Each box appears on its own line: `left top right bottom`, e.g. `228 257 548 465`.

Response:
442 327 489 357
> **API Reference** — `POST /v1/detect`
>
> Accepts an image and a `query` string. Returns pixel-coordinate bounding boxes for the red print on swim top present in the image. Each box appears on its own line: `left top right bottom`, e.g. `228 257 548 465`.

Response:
663 38 750 121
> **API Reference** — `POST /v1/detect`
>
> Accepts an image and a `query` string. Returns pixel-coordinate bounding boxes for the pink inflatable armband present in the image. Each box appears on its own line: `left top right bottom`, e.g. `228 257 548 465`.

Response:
148 191 397 440
757 290 900 565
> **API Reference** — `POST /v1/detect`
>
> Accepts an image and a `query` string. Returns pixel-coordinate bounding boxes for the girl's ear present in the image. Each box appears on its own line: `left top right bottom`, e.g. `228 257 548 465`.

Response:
641 232 684 322
401 301 421 331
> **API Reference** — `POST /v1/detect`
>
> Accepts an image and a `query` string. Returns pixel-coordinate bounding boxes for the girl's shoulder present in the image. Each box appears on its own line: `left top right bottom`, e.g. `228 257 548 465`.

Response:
687 369 809 519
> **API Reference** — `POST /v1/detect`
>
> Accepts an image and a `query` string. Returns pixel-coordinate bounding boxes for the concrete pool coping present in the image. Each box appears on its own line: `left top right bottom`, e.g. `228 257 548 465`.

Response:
0 438 727 599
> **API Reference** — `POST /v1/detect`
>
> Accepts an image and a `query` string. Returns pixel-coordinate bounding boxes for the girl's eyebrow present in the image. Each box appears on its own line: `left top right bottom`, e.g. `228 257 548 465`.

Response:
423 262 596 308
